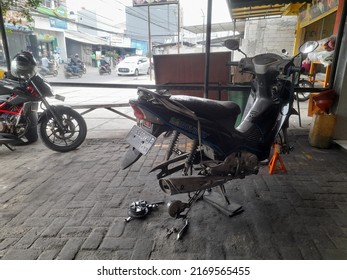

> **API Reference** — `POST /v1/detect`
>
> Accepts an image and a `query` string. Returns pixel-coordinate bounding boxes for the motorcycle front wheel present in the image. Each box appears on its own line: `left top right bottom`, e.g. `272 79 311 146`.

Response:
39 107 87 152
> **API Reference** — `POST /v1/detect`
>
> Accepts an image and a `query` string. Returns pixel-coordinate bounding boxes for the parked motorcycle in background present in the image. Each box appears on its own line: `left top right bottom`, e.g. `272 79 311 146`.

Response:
121 40 318 222
0 51 87 152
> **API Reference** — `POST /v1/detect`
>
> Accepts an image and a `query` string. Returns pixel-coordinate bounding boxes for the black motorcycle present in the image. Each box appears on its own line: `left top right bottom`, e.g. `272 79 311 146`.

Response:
64 63 83 79
0 51 87 152
121 40 318 223
99 64 111 75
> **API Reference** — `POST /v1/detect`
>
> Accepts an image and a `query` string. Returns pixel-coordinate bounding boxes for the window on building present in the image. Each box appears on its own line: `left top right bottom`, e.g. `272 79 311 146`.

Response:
41 0 59 9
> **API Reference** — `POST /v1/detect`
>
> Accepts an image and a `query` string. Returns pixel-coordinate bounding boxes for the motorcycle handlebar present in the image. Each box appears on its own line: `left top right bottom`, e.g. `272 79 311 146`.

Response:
288 66 303 74
226 61 239 67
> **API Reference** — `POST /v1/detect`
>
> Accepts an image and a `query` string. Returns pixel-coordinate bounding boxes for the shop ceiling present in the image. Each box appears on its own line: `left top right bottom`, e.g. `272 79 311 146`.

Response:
227 0 312 20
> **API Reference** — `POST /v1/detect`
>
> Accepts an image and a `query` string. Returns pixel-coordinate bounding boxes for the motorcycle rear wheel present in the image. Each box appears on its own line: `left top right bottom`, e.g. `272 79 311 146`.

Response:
39 107 87 152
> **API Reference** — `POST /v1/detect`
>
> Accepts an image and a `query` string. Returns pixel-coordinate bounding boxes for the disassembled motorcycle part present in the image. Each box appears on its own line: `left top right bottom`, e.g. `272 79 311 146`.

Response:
167 200 188 218
177 219 189 240
166 189 203 219
166 227 178 238
124 200 163 223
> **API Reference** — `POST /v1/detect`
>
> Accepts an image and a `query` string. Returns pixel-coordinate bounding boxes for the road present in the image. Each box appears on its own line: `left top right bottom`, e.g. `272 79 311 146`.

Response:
45 64 155 85
41 65 155 139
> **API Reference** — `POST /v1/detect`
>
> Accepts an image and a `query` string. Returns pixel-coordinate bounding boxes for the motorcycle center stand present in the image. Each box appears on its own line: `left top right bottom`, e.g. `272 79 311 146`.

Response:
166 185 243 240
203 186 243 217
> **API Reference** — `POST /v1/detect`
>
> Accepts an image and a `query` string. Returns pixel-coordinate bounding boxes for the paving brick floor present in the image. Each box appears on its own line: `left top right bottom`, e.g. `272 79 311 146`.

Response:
0 129 347 260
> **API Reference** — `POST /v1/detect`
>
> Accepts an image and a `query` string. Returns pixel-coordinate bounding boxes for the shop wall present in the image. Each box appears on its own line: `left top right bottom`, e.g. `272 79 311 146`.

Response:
6 32 28 59
65 38 82 61
237 16 297 60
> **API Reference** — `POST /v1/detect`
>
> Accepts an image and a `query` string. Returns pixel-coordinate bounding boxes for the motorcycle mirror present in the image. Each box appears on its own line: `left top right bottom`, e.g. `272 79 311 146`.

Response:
224 39 239 50
299 41 319 54
224 39 247 57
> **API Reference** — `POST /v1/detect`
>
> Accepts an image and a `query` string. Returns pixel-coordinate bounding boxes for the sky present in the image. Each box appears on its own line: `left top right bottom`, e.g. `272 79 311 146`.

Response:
67 0 231 27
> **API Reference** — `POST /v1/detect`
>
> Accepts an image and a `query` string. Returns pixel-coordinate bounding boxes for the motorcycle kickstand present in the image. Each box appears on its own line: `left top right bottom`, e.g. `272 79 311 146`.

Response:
4 144 15 151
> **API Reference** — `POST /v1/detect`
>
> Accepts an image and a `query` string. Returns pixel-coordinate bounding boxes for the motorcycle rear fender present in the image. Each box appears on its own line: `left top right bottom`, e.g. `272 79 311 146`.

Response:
121 122 170 169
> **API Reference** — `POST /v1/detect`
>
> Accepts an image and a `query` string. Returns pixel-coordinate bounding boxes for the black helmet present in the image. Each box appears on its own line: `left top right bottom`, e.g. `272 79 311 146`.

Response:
11 51 37 78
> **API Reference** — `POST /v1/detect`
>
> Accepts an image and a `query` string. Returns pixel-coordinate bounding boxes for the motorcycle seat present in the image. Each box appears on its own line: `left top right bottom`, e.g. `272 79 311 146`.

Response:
171 95 241 121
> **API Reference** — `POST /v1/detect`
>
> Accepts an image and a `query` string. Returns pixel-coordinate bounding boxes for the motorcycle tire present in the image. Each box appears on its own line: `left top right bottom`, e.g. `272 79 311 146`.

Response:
83 68 86 74
25 111 39 143
39 106 87 152
296 79 313 102
53 70 58 77
64 72 70 79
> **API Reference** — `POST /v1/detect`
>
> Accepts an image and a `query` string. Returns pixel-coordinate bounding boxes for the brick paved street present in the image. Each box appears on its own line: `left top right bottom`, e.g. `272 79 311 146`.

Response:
1 127 347 260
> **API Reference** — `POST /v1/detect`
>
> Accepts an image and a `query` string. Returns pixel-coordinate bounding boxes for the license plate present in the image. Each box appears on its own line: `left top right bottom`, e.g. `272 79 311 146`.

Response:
126 125 156 155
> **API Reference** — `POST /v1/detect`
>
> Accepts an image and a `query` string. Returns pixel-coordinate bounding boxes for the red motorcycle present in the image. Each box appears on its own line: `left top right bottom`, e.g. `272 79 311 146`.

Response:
0 51 87 152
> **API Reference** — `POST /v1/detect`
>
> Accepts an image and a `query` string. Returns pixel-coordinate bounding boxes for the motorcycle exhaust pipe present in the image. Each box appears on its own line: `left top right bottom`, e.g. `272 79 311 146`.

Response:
159 176 228 195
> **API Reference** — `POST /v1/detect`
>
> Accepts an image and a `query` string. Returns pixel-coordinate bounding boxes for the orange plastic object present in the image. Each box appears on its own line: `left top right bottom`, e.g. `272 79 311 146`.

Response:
268 144 287 175
312 89 335 112
308 90 336 116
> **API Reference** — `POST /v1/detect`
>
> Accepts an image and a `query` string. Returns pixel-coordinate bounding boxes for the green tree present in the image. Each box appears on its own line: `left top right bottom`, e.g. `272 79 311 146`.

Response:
0 0 41 25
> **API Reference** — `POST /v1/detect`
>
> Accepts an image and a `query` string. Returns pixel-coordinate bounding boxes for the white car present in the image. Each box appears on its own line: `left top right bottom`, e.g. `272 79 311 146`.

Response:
116 56 150 76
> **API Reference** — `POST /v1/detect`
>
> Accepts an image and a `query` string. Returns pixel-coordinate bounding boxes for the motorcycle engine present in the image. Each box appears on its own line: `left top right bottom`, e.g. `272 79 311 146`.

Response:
203 152 259 178
0 114 9 133
0 113 25 136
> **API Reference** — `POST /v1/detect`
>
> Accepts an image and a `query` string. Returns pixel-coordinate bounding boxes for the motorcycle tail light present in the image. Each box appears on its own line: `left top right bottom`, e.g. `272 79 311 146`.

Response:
130 103 145 120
